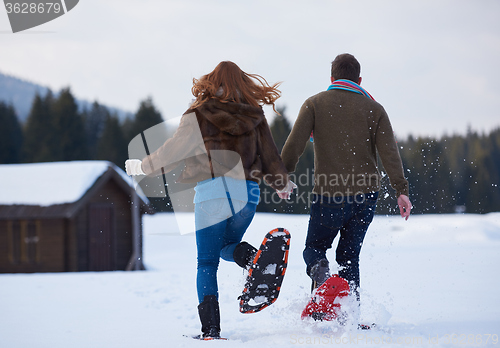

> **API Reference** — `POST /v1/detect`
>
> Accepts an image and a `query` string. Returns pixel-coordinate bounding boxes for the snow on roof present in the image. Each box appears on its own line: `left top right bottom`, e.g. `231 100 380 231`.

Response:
0 161 142 206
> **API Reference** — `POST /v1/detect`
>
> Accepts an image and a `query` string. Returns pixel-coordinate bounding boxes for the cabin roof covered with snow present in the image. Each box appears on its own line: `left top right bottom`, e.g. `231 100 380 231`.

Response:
0 161 150 219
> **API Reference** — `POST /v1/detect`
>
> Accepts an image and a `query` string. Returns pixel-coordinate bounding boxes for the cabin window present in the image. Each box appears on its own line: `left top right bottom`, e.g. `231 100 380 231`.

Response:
11 221 21 264
26 220 39 263
9 220 40 264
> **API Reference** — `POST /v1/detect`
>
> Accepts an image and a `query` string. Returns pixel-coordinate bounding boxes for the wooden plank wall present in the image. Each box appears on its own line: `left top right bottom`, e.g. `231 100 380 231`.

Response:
0 219 65 273
79 178 133 271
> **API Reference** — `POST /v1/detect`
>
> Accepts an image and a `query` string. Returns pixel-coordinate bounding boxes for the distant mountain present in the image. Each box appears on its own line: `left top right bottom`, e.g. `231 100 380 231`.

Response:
0 71 132 123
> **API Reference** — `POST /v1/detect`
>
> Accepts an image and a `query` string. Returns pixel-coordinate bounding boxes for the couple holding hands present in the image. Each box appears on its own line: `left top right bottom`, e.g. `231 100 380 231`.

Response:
126 54 412 339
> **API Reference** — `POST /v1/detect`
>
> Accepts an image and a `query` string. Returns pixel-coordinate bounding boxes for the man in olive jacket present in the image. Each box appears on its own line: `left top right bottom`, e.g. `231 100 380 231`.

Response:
280 54 412 299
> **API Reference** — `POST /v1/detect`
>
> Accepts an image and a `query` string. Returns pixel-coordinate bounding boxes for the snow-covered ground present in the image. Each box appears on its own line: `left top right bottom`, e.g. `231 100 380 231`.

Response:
2 213 500 347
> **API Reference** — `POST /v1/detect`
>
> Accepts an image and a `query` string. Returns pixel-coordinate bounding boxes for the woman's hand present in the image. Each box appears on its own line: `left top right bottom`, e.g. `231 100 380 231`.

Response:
276 180 297 200
125 159 145 176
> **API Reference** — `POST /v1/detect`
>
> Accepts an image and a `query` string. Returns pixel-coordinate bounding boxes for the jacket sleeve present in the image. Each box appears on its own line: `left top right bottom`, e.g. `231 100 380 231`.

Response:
141 112 205 177
257 117 289 191
375 109 409 197
280 99 314 173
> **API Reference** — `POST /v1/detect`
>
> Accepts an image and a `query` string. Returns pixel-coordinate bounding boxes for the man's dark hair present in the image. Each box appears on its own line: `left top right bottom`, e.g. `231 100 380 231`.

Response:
331 54 361 82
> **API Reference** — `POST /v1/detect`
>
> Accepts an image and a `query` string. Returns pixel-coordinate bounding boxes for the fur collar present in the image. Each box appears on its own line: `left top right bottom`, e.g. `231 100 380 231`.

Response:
195 99 264 135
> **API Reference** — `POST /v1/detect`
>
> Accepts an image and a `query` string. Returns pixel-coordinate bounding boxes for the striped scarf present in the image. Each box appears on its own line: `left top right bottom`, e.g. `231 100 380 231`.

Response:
326 79 375 100
309 79 375 142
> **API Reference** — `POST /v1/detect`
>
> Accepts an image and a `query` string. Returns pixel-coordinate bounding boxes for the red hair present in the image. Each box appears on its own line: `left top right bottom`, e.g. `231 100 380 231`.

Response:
191 61 281 113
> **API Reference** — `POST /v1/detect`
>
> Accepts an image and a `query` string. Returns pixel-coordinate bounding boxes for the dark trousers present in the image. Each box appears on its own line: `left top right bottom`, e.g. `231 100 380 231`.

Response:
303 192 378 293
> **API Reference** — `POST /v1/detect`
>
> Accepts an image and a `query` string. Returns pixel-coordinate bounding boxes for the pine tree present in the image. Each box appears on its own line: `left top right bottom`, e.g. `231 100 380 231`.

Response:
84 101 110 159
50 88 88 161
96 113 128 169
22 91 54 162
255 107 290 213
463 130 500 213
0 102 23 164
125 97 164 142
443 134 468 209
489 128 500 212
270 106 291 152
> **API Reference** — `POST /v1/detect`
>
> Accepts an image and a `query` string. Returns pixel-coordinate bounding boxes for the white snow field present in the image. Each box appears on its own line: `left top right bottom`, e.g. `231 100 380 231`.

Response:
2 212 500 347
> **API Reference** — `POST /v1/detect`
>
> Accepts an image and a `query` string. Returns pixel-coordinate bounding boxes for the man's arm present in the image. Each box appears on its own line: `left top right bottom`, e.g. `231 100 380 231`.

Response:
281 99 315 173
375 110 412 219
375 111 409 197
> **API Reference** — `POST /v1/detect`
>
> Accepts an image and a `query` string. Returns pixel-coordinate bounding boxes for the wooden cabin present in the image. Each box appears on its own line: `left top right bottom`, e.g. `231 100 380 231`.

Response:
0 161 153 273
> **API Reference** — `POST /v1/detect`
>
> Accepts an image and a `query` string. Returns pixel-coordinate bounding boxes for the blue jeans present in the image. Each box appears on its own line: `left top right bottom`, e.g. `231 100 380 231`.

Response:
195 199 257 303
303 192 378 292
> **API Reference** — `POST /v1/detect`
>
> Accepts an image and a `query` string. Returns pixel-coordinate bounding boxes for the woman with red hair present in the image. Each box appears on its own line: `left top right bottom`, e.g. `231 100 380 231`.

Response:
127 61 295 339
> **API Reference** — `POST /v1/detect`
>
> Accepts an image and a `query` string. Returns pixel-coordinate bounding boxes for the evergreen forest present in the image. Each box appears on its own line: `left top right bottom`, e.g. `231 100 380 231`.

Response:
1 89 499 215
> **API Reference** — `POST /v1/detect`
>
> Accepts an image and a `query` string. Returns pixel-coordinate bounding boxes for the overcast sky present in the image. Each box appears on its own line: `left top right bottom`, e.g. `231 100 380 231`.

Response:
1 0 499 138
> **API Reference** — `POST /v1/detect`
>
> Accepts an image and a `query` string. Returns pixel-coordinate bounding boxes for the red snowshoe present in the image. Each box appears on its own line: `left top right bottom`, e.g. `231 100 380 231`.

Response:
301 274 350 321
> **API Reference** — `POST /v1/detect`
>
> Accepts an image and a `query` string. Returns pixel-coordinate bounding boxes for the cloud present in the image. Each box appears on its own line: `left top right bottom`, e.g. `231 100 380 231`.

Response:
0 0 499 136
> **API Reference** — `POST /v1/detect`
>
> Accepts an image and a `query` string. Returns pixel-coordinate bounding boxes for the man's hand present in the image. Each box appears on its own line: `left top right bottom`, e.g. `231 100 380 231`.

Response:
276 180 297 200
397 194 412 220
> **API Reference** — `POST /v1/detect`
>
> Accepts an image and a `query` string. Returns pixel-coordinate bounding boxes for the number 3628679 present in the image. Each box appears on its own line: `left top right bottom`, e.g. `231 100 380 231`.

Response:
5 2 62 14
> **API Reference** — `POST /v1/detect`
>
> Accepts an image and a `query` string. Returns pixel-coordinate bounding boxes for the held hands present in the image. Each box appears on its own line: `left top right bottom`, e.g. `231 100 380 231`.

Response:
276 180 297 200
397 194 412 220
125 159 145 176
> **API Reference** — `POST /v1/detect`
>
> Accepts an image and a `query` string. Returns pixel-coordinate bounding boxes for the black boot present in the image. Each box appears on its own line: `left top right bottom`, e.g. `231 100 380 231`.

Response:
233 241 257 269
308 258 331 292
197 295 221 339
